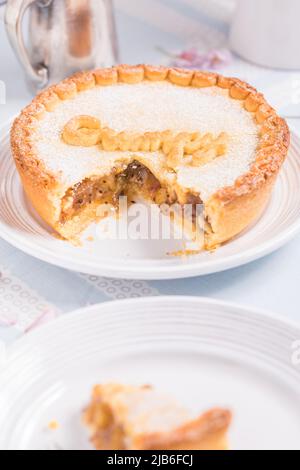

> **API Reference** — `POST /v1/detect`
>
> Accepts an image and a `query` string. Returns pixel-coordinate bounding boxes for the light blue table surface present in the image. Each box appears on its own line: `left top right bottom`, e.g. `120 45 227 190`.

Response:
0 0 300 345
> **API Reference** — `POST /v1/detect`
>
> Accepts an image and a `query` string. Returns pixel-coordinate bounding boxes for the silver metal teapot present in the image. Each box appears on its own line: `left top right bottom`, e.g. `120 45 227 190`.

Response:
4 0 119 92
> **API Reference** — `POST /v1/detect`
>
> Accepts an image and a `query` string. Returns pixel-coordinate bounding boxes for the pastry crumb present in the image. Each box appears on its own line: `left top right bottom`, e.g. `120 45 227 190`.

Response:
48 420 59 430
86 236 94 242
69 236 82 247
167 249 201 257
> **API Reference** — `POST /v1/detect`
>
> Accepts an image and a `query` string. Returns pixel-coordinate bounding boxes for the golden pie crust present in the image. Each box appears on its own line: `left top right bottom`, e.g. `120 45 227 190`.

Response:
11 65 290 249
83 384 232 451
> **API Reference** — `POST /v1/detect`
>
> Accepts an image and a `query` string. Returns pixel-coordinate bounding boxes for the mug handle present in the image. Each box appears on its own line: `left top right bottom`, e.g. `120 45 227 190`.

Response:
5 0 48 88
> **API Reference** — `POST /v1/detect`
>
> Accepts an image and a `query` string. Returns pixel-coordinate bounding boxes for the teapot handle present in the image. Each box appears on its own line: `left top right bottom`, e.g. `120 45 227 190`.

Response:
5 0 49 88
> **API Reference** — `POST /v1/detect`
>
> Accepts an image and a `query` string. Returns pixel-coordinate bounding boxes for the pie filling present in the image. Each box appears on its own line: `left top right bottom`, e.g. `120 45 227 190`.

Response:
60 161 202 225
84 399 126 450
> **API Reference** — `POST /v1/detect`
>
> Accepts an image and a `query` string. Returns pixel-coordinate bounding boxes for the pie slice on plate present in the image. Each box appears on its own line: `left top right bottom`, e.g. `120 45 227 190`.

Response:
11 65 289 250
83 383 232 450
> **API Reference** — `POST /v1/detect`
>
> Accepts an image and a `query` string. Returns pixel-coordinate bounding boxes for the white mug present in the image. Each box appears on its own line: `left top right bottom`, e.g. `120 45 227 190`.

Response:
229 0 300 70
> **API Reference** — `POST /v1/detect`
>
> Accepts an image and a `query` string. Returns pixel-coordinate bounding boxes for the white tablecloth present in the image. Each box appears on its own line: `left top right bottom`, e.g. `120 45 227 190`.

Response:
0 0 300 345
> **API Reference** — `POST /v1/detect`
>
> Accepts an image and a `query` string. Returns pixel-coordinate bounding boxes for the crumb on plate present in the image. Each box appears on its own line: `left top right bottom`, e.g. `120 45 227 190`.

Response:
48 420 59 430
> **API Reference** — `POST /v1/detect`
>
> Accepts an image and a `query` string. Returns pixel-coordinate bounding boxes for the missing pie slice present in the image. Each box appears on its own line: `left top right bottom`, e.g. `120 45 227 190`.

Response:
83 384 232 450
11 65 290 249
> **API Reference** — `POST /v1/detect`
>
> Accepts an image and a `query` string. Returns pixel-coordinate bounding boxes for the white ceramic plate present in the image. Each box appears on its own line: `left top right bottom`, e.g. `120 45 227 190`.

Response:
0 296 300 450
1 125 300 280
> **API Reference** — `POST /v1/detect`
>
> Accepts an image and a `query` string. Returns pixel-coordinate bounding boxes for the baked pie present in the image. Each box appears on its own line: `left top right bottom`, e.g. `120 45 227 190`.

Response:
11 65 289 249
83 383 232 450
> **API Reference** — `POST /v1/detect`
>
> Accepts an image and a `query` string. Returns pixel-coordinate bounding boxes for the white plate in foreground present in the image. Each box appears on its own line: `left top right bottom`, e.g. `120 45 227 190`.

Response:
0 296 300 450
1 126 300 279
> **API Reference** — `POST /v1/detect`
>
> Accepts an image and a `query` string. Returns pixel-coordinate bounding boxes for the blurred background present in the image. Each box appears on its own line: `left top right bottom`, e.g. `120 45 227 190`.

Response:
1 0 300 125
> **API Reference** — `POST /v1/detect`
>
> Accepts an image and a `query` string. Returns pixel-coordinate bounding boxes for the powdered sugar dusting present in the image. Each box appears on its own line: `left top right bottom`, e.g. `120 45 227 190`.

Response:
33 81 259 200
